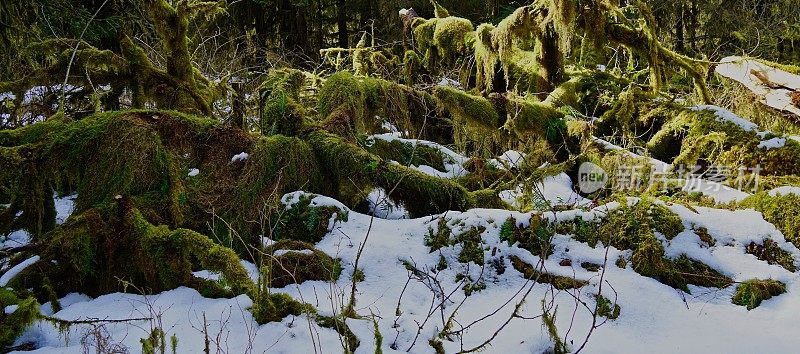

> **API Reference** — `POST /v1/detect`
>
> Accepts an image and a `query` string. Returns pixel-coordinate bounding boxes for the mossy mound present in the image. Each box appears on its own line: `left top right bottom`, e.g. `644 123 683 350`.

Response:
557 199 729 292
263 240 342 288
595 295 621 320
739 191 800 249
274 193 348 244
7 199 253 299
732 279 786 310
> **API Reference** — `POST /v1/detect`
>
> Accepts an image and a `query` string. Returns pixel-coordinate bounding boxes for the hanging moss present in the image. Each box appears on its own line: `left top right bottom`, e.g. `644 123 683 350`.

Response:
731 279 786 310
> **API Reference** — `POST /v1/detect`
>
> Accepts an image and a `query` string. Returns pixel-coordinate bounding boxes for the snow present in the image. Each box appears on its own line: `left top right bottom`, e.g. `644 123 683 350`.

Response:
768 186 800 197
15 288 345 354
758 137 787 149
13 191 800 353
231 152 249 162
691 105 760 132
366 188 409 219
273 249 314 257
187 168 200 177
681 178 751 203
715 56 800 116
54 194 76 225
0 256 40 286
489 150 526 169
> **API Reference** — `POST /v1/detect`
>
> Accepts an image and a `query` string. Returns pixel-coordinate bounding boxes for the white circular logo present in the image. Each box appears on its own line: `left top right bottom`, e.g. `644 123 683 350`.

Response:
577 162 608 193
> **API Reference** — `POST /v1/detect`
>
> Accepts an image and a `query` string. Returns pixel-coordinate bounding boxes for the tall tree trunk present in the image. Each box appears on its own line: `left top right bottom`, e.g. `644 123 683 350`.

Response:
337 0 349 48
675 3 685 53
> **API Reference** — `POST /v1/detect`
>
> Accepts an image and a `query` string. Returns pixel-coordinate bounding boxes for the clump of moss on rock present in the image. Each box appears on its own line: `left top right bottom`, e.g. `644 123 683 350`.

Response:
274 193 348 244
263 240 342 288
732 279 786 310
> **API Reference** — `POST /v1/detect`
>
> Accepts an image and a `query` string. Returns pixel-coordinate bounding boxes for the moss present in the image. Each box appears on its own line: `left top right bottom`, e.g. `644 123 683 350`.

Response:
499 215 554 258
8 202 254 298
263 240 341 288
425 218 452 251
251 291 311 324
317 72 439 139
732 279 786 310
510 255 588 290
649 204 684 240
0 290 41 348
432 17 474 60
505 97 566 144
455 227 486 265
595 295 620 320
739 191 800 249
581 262 602 272
316 315 360 352
434 86 501 132
366 138 447 172
308 130 483 217
694 227 716 247
274 193 348 244
632 234 732 292
744 239 796 272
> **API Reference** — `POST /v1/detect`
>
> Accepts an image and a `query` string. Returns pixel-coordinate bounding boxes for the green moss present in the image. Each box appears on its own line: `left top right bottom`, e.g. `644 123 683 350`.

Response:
499 215 554 258
455 227 486 265
732 279 786 310
432 17 474 60
0 290 41 348
595 295 620 320
316 315 360 352
367 139 446 172
434 86 500 132
274 193 348 244
263 240 341 288
9 202 254 298
510 255 588 290
251 292 311 324
739 191 800 249
694 227 716 247
425 218 452 251
632 234 732 292
505 97 566 144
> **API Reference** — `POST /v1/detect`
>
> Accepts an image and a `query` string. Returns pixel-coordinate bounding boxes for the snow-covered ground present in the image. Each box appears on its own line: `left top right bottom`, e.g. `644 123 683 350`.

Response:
11 190 800 353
